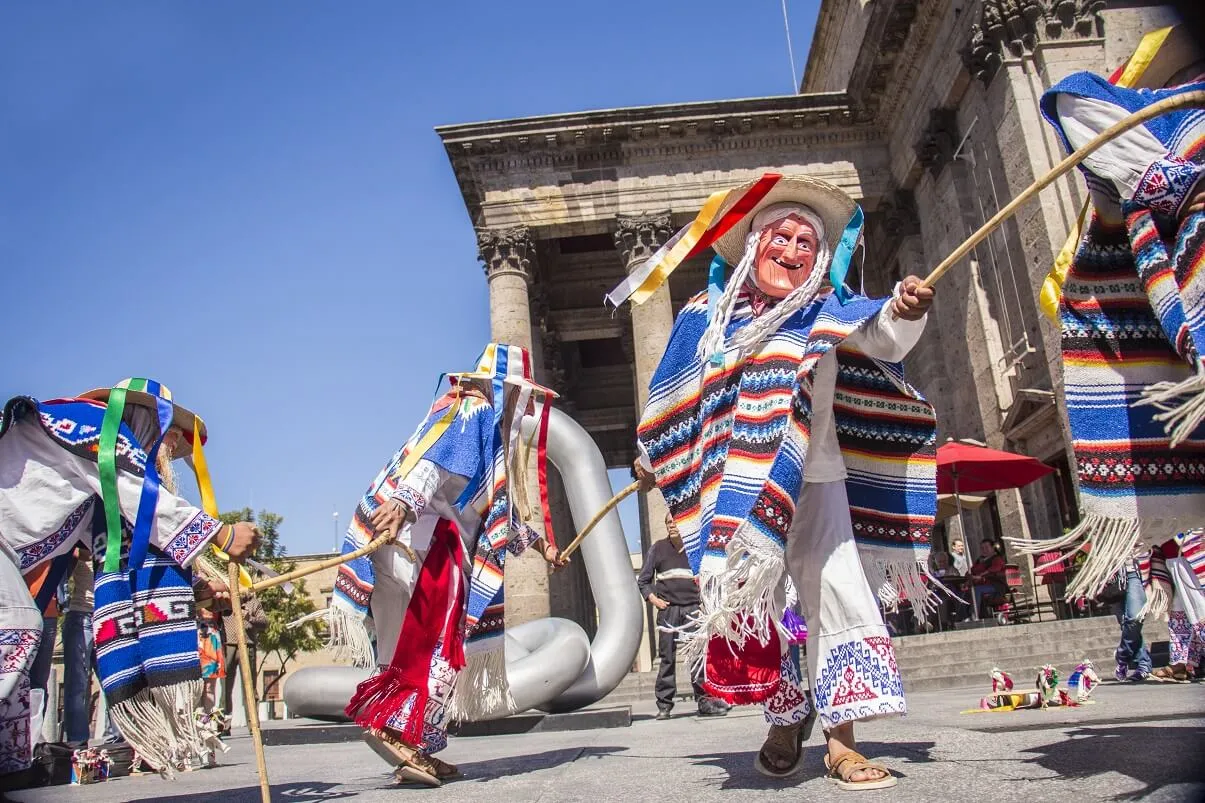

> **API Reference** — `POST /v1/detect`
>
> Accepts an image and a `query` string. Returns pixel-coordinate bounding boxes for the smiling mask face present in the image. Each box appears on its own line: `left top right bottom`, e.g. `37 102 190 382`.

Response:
751 214 820 299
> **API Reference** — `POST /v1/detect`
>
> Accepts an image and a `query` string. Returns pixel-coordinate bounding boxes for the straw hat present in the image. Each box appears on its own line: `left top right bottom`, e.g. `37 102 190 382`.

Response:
1134 24 1203 89
447 343 559 401
80 378 207 455
711 175 857 266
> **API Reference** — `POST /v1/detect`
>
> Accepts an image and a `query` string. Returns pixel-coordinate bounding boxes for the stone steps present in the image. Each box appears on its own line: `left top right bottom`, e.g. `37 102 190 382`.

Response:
894 616 1119 691
601 615 1128 701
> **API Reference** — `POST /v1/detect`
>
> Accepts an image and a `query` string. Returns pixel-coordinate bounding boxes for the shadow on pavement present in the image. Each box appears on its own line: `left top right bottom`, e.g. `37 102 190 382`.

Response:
452 745 627 784
100 781 357 803
686 739 937 791
1019 724 1205 801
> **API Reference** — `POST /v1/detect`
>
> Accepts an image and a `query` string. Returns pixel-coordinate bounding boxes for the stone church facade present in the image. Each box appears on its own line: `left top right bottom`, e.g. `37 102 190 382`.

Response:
436 0 1187 656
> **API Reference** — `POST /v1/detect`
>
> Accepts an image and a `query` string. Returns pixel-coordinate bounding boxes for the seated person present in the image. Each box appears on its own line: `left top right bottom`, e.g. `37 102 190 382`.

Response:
969 539 1007 618
928 551 961 627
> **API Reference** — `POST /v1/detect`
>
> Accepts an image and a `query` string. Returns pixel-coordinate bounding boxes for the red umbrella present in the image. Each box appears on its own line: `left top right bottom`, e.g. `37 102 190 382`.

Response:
936 441 1054 494
936 440 1055 622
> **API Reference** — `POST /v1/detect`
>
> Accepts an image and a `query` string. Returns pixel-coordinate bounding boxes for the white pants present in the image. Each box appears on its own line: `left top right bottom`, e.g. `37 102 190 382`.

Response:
365 518 466 755
0 547 43 774
764 481 905 730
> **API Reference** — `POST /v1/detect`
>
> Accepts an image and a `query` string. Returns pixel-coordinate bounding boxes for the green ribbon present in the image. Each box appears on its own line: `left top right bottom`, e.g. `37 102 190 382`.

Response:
98 378 148 572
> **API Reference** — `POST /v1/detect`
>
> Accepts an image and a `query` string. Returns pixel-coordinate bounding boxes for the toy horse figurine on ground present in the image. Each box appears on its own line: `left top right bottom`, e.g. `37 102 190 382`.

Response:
1036 665 1074 709
990 668 1014 695
195 708 232 768
1067 660 1101 703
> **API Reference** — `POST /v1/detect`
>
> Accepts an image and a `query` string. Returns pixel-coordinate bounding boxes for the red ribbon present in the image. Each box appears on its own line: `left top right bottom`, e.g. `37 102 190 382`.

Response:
684 173 783 260
537 398 555 549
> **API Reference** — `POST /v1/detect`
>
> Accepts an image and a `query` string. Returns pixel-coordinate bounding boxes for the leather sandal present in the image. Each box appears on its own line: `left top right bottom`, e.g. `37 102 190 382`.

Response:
362 728 440 788
753 706 816 779
824 750 897 791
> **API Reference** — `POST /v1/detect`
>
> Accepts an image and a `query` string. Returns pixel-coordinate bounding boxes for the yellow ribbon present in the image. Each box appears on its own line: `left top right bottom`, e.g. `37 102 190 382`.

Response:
627 187 731 306
192 415 253 589
1038 25 1174 322
393 390 461 485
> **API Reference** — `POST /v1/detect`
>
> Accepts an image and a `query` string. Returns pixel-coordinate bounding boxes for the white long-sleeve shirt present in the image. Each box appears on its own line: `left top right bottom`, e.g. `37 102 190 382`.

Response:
0 417 221 572
386 458 480 559
804 286 927 482
1055 93 1204 217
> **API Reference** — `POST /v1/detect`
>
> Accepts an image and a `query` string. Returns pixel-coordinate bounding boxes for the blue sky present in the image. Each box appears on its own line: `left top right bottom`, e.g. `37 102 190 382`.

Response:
0 1 819 556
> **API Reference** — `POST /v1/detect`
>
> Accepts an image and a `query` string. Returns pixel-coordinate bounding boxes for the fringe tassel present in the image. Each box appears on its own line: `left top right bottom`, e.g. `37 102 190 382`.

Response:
108 689 180 778
446 648 515 723
1008 514 1141 601
151 679 205 768
1137 580 1171 621
864 558 938 621
707 535 787 650
297 606 375 668
344 667 426 744
1137 368 1205 448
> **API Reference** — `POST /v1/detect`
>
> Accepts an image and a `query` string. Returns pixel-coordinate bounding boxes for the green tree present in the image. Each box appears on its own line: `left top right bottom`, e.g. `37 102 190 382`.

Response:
218 508 324 698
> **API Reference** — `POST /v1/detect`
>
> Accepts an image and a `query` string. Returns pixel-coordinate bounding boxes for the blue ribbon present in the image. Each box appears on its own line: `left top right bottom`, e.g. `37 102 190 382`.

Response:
706 254 727 324
707 254 728 365
128 394 176 572
829 205 864 304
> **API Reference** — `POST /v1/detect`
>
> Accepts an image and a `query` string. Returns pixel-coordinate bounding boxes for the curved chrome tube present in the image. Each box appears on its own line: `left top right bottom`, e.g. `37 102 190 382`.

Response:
283 407 641 720
525 407 644 713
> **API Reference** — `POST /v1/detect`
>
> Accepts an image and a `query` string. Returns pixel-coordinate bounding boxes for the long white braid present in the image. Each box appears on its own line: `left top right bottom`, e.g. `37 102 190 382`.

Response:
697 231 759 361
697 228 833 363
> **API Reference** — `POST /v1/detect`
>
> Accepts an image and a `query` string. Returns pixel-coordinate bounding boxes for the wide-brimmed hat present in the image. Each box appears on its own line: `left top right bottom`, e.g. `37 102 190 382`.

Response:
80 378 207 455
1133 24 1203 89
711 175 857 266
447 343 559 401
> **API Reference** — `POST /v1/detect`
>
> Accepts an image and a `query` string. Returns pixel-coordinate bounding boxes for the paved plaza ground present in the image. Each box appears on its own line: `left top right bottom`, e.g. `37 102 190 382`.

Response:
10 682 1203 802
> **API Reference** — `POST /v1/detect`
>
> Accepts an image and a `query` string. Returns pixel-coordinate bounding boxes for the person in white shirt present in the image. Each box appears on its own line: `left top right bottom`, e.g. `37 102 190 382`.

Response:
633 175 936 791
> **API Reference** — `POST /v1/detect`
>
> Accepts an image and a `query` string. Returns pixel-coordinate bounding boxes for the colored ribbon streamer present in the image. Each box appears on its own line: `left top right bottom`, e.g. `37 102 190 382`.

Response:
536 395 555 549
706 254 727 324
192 416 253 589
829 205 864 304
98 386 129 574
606 173 782 308
1038 25 1171 322
128 391 175 572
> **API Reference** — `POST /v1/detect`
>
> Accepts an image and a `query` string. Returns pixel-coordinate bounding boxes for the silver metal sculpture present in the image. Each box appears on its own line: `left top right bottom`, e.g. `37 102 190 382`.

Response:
283 407 643 721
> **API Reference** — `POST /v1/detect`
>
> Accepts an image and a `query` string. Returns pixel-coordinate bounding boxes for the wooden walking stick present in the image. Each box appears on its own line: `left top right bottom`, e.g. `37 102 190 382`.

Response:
229 562 271 803
249 530 403 594
560 480 640 560
917 90 1205 292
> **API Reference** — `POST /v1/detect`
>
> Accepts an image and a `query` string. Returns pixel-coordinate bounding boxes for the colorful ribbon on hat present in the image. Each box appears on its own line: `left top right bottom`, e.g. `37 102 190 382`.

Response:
1038 25 1173 322
98 378 173 573
605 173 783 309
829 205 865 304
190 418 252 589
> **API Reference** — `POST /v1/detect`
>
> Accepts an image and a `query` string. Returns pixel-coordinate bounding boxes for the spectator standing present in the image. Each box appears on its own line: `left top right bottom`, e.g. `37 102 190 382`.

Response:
637 514 729 720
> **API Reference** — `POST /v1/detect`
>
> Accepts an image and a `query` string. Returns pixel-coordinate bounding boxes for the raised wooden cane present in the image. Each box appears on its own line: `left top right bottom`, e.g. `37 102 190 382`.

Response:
229 561 271 803
917 90 1205 292
560 480 640 560
248 530 403 594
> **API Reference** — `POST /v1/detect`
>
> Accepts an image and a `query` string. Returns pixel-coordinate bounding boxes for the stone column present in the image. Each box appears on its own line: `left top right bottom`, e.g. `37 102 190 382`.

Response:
614 212 676 551
477 226 550 626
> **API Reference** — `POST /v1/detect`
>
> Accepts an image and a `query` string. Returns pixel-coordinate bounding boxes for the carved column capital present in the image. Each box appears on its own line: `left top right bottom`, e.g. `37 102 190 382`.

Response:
961 0 1105 88
613 211 673 273
477 225 534 282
